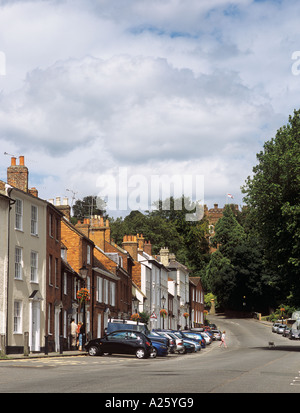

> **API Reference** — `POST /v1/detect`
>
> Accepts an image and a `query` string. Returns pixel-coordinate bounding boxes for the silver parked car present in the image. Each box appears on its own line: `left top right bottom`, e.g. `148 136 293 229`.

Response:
276 324 286 334
272 322 281 333
211 329 222 341
157 331 185 354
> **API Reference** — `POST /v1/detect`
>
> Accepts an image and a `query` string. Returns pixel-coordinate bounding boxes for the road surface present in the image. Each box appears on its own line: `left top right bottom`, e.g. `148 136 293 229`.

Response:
1 316 300 393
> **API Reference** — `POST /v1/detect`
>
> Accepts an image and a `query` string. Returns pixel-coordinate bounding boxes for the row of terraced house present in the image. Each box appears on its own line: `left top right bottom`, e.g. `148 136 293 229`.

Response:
0 156 206 355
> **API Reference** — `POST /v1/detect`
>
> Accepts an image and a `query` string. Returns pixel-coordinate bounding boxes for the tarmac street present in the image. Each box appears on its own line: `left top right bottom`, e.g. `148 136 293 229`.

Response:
1 316 300 393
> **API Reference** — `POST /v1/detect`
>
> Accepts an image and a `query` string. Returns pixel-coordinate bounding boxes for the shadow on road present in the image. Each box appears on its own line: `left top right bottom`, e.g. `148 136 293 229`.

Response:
252 345 300 352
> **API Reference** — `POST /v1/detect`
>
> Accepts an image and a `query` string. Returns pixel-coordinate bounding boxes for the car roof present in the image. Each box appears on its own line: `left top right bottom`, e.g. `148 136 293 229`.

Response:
109 329 143 334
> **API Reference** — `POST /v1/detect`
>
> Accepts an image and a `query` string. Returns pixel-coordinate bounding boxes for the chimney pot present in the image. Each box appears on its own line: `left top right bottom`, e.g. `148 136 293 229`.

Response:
19 156 25 166
11 157 16 166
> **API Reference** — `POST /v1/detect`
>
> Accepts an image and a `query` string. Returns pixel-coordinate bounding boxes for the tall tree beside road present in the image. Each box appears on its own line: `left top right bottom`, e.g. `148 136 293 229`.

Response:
204 205 272 311
242 109 300 306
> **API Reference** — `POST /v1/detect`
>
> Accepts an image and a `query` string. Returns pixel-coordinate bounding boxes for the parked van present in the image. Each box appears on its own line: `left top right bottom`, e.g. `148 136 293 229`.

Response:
106 319 148 335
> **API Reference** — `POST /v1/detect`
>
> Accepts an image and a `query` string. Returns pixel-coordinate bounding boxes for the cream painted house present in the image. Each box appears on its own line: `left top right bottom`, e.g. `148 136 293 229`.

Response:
0 157 49 354
6 186 47 353
0 188 11 344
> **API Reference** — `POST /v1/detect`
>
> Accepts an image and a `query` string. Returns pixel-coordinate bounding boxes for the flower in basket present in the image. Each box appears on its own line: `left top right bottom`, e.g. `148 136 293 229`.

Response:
76 287 90 303
183 312 189 319
130 313 141 321
160 309 167 318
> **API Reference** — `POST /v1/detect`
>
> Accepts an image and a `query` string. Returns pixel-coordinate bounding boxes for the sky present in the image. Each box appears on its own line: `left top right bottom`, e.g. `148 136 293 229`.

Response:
0 0 299 218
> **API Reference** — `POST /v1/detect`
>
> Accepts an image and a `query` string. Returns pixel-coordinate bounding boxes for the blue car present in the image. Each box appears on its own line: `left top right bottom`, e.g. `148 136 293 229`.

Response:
171 331 201 351
182 341 197 353
181 332 206 348
150 340 168 357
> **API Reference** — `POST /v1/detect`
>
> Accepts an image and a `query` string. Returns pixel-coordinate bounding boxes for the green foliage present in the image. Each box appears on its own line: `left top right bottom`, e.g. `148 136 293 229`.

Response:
204 292 218 309
139 311 150 327
204 204 274 311
73 196 107 220
110 196 210 270
242 109 300 305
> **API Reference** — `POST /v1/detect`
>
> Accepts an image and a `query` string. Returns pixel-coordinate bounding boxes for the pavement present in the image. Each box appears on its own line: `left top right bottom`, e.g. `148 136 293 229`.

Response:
0 350 87 360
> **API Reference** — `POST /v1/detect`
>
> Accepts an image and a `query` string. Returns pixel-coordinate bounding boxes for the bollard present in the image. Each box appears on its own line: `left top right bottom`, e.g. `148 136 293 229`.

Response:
0 334 6 357
59 335 63 354
24 332 29 356
44 335 49 355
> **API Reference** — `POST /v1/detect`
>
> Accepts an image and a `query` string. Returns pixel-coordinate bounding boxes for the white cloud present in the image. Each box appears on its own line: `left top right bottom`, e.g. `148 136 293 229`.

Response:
0 0 299 213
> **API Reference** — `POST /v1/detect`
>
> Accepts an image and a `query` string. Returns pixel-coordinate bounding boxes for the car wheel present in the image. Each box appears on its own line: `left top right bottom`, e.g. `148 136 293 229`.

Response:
151 348 157 358
88 345 100 356
136 348 146 359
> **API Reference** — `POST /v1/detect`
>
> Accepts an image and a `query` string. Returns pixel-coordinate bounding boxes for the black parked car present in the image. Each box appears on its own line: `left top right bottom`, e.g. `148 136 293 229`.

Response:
85 330 153 359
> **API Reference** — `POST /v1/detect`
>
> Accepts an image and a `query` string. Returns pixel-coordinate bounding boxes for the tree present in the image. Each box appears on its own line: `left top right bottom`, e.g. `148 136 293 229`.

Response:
211 204 246 257
242 109 300 305
109 196 210 269
73 196 107 220
205 250 236 309
204 204 273 312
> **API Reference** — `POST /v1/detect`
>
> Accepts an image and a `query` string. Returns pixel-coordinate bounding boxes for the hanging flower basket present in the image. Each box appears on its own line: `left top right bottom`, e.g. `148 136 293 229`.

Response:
130 313 141 321
77 287 90 304
183 312 189 319
160 309 168 318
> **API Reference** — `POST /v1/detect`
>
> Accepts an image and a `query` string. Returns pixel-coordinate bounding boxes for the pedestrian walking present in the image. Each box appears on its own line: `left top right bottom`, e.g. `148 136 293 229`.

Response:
78 322 84 350
70 319 77 350
219 330 227 348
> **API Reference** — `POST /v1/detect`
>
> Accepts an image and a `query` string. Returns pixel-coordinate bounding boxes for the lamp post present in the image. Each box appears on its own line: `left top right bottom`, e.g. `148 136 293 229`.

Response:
161 295 166 329
132 295 139 325
79 263 88 347
132 295 139 313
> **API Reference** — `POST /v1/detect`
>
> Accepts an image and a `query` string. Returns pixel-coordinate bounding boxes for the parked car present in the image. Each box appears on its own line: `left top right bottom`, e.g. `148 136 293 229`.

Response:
85 330 153 359
182 341 197 353
272 322 281 333
210 329 222 341
150 340 168 357
181 331 206 348
283 326 291 337
276 324 286 334
204 330 213 341
289 329 300 340
147 331 171 351
199 331 212 345
156 331 183 354
169 330 201 351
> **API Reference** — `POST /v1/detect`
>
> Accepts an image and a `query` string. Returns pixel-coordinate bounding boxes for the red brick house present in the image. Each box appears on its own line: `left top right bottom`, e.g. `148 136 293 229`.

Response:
46 202 64 352
60 217 94 341
76 216 133 325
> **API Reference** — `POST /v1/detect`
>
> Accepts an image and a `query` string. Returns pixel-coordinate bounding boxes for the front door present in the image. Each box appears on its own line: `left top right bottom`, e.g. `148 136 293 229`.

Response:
31 301 40 352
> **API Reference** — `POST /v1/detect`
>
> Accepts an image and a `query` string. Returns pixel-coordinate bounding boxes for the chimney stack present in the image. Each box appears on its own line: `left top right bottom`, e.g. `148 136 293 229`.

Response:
143 240 152 256
159 247 169 267
122 235 138 261
55 197 71 221
7 156 29 193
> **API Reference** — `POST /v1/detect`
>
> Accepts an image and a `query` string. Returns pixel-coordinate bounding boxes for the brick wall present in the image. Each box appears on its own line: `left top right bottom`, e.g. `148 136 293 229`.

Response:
7 156 28 192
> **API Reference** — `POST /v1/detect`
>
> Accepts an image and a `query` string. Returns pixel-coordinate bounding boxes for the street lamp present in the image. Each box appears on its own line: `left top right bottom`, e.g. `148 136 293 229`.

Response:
79 263 88 347
132 295 140 325
132 295 139 313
